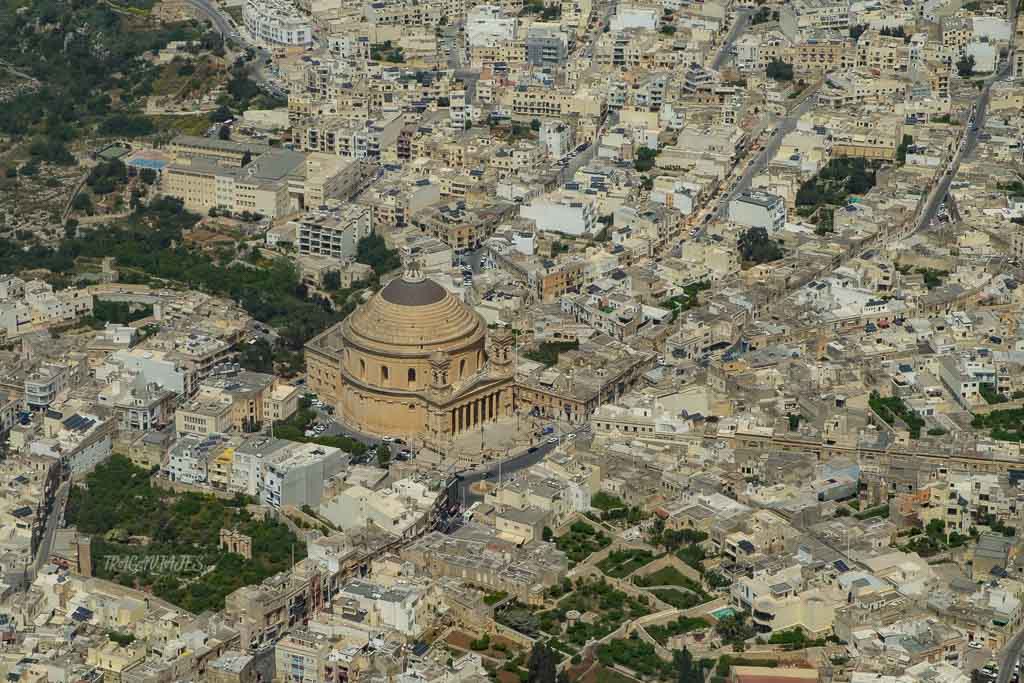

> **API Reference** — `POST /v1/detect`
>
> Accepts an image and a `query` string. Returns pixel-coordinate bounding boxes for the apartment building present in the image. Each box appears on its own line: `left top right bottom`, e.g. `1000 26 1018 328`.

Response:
111 333 233 397
791 36 855 73
335 580 424 636
363 0 444 27
361 177 441 228
856 30 912 73
296 113 403 161
820 110 904 160
412 201 515 251
300 155 367 209
30 411 115 477
520 191 598 236
729 191 787 232
501 84 605 121
527 23 570 66
0 278 94 338
175 371 277 436
243 0 312 45
650 176 698 214
262 442 346 509
293 205 372 261
779 0 849 39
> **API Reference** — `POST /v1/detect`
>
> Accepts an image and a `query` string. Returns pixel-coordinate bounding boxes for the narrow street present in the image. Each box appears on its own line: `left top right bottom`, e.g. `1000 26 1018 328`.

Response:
710 9 752 71
31 481 69 579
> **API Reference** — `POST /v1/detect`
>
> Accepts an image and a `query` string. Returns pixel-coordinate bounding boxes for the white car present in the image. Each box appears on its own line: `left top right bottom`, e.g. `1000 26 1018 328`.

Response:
547 436 558 444
382 435 394 443
968 641 983 649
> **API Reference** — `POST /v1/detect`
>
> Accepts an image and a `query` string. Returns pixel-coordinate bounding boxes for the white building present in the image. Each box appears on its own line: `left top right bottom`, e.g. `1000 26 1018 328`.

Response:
262 442 347 509
520 192 598 236
649 176 697 215
293 205 373 261
336 580 424 636
0 278 94 338
167 434 228 486
465 5 517 47
964 41 998 73
539 121 574 159
609 5 658 31
319 478 441 538
400 234 453 274
729 191 787 232
30 412 113 477
243 0 312 46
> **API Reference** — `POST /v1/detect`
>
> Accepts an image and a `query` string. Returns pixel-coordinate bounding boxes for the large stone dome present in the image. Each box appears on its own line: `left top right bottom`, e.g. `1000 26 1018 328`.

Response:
343 275 485 354
305 267 515 445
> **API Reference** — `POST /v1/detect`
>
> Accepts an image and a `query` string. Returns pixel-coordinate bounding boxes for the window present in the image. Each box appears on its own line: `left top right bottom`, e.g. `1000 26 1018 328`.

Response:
460 358 466 377
408 368 416 384
382 366 390 382
360 359 366 377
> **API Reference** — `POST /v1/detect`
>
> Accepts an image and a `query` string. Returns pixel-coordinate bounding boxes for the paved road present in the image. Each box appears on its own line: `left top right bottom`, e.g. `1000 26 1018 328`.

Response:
457 440 557 504
914 62 1004 236
181 0 284 96
710 10 752 71
997 629 1024 683
32 481 69 579
713 91 817 219
182 0 234 36
991 27 1021 683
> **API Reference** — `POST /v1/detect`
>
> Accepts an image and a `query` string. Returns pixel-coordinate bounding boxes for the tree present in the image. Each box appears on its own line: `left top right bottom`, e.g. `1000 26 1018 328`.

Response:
72 192 94 215
635 146 658 172
766 60 794 81
241 150 253 166
210 105 234 123
527 642 557 683
531 118 541 131
738 226 782 264
322 270 341 291
356 232 401 277
98 114 155 138
218 125 231 140
715 612 756 648
675 647 701 683
957 54 975 78
896 134 913 164
140 168 157 185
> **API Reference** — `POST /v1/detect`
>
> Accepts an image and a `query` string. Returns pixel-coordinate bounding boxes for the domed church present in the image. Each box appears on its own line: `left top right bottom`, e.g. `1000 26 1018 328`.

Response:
304 258 515 445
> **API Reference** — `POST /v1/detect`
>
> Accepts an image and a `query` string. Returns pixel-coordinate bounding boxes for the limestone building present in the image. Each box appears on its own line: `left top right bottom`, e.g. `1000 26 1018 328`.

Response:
305 261 514 444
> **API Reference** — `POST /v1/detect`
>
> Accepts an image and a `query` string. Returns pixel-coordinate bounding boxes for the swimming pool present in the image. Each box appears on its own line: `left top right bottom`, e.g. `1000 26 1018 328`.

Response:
711 607 737 620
